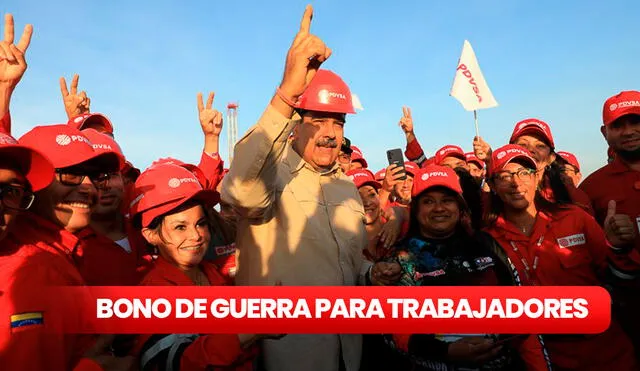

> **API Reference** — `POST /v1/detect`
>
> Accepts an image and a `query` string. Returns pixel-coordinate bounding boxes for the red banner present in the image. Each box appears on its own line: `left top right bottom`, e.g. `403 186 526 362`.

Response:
46 286 610 334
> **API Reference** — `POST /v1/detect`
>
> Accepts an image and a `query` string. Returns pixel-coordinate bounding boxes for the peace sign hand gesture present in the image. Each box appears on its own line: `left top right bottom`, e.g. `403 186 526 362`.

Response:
0 14 32 88
278 5 332 101
399 106 414 134
197 92 223 137
60 74 91 119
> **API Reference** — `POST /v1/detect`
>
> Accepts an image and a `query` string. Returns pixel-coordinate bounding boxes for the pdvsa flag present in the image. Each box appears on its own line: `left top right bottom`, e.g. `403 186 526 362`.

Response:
450 40 498 111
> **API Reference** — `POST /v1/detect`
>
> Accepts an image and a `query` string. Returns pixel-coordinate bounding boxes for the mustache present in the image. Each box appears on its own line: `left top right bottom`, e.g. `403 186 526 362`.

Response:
316 138 338 148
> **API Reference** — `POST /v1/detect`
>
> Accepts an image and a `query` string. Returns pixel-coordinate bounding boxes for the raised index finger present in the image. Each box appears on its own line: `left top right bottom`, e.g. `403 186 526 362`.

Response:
70 74 79 95
206 92 215 110
402 106 408 118
197 93 204 112
16 24 33 53
4 14 14 44
59 77 69 97
299 5 313 35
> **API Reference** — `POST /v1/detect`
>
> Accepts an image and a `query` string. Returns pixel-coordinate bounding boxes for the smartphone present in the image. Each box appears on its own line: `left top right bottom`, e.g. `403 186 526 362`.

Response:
386 148 407 180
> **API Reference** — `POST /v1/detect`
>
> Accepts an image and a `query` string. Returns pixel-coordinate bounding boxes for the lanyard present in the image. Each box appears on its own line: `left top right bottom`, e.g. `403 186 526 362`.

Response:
509 235 544 283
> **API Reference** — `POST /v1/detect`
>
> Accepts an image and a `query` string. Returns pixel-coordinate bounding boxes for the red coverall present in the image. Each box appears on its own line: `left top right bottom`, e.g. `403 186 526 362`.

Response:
484 206 638 370
134 256 257 370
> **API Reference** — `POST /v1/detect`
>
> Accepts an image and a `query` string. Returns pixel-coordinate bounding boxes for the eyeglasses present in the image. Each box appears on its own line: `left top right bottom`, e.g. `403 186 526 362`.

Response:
55 170 112 189
0 184 35 211
493 168 536 184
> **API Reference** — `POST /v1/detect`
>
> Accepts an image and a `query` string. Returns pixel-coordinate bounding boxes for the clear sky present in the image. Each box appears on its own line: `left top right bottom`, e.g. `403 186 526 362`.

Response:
3 0 639 178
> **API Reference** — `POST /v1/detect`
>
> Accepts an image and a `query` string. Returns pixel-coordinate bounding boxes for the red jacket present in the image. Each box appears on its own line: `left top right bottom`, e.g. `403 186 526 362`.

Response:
0 213 98 370
198 151 225 190
134 257 257 370
484 206 638 370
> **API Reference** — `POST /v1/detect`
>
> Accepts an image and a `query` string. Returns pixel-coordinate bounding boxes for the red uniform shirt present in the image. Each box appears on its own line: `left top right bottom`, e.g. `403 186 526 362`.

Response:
0 213 97 370
484 206 637 370
134 257 256 370
74 228 143 286
0 111 10 135
579 157 640 256
198 151 224 190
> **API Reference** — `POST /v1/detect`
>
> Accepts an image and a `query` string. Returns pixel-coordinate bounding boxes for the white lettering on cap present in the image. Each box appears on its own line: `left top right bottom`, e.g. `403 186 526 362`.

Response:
168 177 199 188
422 171 449 181
612 100 640 111
93 144 113 151
56 134 91 146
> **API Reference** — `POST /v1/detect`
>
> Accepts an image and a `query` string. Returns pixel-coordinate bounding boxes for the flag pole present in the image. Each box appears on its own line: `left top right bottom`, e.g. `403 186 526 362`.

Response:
474 110 479 138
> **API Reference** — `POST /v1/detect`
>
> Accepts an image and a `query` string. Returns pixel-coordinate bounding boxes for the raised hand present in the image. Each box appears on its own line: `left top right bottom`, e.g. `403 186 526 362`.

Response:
604 200 637 247
473 136 492 162
382 164 405 192
60 74 91 119
197 92 223 137
0 14 32 88
399 106 414 134
278 5 331 102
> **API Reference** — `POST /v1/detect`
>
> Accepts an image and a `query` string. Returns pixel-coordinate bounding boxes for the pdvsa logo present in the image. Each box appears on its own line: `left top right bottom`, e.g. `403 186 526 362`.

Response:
318 89 346 104
557 234 586 248
496 151 507 160
609 103 618 111
55 134 91 146
422 171 448 181
93 144 113 151
168 177 199 188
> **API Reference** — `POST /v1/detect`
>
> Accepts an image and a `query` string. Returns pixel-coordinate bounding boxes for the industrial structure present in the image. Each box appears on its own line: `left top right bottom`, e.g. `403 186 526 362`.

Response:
226 102 238 164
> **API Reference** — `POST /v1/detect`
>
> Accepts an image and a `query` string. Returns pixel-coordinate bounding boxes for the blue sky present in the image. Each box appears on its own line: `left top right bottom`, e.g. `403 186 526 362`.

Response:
3 0 639 177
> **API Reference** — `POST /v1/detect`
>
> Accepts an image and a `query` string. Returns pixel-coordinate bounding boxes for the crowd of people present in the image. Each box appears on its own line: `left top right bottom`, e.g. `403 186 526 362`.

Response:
1 5 639 371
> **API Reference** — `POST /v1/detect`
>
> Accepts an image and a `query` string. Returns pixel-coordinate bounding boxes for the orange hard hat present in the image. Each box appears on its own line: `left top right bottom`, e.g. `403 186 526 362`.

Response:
295 69 355 114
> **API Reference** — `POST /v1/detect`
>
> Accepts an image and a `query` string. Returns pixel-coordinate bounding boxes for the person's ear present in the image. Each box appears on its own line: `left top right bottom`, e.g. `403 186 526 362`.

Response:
142 227 160 246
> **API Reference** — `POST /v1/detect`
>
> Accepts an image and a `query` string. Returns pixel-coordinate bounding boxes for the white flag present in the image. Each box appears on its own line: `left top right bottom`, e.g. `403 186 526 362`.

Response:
450 40 498 111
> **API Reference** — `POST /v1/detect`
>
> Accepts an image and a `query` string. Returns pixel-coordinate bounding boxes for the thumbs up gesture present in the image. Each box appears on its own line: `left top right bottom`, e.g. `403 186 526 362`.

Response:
604 200 637 247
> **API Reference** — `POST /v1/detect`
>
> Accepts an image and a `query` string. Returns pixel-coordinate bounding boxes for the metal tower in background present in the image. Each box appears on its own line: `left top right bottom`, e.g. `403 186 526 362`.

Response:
226 102 238 164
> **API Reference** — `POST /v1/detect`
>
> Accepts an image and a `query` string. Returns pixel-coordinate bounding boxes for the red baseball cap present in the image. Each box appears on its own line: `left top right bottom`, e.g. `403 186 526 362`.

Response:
0 132 55 191
434 145 466 166
346 168 381 190
350 145 368 168
465 152 485 168
489 144 537 176
557 151 580 172
19 124 121 172
68 113 114 135
151 157 207 189
421 156 436 168
130 163 220 228
603 91 640 126
412 165 463 198
82 128 126 169
374 168 386 182
509 118 555 149
404 161 419 177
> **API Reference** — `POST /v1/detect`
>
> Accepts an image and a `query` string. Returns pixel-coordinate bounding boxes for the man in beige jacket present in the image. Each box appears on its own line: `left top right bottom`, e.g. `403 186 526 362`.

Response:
221 5 401 371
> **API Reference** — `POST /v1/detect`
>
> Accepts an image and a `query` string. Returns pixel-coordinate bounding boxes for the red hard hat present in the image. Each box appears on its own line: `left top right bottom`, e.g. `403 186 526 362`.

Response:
295 69 356 114
151 157 208 189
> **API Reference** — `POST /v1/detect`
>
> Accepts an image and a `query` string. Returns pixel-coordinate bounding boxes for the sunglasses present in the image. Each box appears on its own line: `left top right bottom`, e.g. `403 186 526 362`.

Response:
55 170 112 189
0 184 35 211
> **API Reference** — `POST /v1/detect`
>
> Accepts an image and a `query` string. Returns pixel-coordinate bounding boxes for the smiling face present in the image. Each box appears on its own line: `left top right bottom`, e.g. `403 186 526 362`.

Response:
32 164 100 234
292 110 345 171
393 174 414 205
602 115 640 161
415 188 461 238
490 161 539 212
357 185 381 225
143 203 211 270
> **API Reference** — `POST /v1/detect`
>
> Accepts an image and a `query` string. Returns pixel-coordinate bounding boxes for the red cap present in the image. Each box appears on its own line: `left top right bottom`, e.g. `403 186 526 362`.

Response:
412 165 462 198
19 124 121 172
130 163 220 228
421 157 437 168
81 128 125 170
151 157 207 188
346 168 381 190
489 144 537 176
350 145 368 168
68 113 114 135
509 118 555 149
404 161 419 177
465 152 485 168
434 145 466 166
374 168 386 182
603 91 640 126
0 132 55 191
295 69 356 114
557 151 580 172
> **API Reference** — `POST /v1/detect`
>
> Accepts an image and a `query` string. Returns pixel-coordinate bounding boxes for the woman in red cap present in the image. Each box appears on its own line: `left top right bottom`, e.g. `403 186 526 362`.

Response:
483 144 638 370
473 119 593 214
130 163 277 370
385 165 550 371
